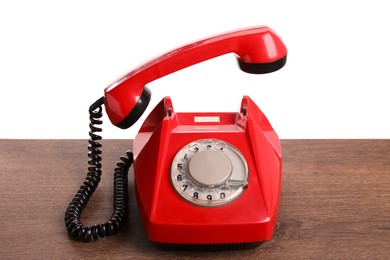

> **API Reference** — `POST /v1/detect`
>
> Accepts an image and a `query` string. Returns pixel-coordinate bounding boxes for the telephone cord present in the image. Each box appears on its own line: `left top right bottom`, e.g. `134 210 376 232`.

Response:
64 97 133 242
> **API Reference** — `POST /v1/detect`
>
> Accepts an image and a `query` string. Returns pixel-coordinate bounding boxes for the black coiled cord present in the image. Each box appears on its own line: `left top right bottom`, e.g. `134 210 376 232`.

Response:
64 97 133 242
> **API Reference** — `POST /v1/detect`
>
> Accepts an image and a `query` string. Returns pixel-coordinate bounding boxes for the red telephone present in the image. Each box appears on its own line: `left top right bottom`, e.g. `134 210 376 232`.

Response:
65 26 287 249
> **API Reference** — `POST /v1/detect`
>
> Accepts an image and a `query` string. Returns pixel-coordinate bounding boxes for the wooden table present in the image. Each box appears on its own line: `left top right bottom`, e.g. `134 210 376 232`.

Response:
1 140 389 259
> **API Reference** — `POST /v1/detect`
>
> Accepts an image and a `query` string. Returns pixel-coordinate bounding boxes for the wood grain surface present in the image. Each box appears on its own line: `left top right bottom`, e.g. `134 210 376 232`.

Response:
0 139 389 259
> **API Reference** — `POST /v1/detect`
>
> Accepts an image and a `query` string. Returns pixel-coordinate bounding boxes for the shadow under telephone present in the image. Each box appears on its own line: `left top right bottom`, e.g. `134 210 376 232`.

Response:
65 26 287 249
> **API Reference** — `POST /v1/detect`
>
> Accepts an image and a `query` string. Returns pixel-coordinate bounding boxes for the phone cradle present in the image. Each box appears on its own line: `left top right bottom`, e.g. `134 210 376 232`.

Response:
133 96 282 249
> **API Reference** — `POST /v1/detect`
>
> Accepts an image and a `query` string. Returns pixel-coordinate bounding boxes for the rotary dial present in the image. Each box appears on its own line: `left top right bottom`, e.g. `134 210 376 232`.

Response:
170 139 248 207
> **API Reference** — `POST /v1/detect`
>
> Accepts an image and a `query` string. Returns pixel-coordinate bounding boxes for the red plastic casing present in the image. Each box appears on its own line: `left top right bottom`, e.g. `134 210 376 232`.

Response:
133 96 282 245
104 26 287 126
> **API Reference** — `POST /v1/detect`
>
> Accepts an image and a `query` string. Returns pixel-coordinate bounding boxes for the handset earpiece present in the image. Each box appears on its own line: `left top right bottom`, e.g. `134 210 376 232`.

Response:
238 56 287 74
104 26 287 129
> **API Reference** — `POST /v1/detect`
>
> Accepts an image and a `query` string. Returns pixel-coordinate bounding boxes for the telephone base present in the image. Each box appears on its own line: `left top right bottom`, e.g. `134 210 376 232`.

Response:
134 96 282 246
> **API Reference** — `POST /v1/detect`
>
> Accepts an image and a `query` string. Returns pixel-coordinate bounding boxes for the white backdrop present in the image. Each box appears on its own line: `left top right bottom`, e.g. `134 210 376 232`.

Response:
1 1 389 139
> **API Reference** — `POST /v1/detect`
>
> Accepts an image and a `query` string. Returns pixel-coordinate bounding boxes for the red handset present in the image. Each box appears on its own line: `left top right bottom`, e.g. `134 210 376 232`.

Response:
104 26 287 129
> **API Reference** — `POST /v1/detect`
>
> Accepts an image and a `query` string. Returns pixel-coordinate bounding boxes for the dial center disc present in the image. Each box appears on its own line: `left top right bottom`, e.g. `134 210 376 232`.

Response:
188 150 232 187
